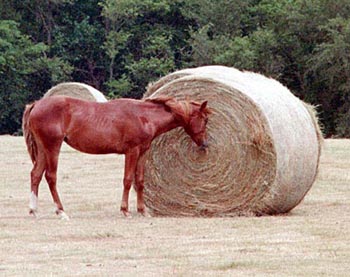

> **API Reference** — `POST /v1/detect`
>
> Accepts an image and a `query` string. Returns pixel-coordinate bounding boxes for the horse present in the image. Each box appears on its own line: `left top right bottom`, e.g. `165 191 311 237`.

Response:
22 95 211 219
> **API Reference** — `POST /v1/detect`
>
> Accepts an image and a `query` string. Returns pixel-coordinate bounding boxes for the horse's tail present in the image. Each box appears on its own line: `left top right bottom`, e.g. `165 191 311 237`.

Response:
22 103 37 164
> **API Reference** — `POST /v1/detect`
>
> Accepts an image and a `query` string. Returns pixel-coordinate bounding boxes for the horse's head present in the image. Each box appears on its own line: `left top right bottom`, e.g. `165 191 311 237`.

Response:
146 96 211 149
184 101 211 150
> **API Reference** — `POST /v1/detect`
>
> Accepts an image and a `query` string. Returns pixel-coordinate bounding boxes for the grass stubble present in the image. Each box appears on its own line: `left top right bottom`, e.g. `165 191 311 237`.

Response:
0 136 349 276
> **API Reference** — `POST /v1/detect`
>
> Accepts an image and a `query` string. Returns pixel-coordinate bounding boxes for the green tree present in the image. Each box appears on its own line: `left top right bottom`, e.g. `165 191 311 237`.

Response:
308 17 350 136
0 20 71 134
100 0 189 98
1 0 350 137
0 0 72 45
182 0 253 66
50 0 107 89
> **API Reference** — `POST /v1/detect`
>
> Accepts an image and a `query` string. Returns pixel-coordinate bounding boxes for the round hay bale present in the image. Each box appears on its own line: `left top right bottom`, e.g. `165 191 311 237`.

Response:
143 65 322 217
43 82 107 102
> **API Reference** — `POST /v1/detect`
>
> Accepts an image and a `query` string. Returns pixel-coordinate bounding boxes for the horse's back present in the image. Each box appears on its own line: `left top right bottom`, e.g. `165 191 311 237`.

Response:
31 96 98 121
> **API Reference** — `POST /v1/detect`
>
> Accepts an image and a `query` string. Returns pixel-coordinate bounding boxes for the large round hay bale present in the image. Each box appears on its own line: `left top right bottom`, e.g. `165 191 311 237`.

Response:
143 65 322 217
43 82 107 102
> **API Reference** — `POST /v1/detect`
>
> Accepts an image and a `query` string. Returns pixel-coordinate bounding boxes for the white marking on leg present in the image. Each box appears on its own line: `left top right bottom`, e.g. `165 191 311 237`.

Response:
29 191 38 212
56 210 70 221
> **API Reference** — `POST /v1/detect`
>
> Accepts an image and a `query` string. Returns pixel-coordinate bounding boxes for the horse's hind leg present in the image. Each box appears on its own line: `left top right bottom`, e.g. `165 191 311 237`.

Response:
29 152 46 217
44 142 69 220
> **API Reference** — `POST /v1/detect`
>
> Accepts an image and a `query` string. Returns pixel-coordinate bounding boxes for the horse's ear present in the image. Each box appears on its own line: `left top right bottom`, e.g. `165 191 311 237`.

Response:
200 101 208 112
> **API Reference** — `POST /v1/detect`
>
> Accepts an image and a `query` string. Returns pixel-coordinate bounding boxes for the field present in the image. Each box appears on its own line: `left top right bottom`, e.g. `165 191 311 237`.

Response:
0 136 349 276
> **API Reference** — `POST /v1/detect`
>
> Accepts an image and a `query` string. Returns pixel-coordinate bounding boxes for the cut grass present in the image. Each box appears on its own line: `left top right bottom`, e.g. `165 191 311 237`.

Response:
0 136 349 276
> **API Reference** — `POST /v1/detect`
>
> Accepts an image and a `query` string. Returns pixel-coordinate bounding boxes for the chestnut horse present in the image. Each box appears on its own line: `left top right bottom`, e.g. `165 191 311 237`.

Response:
22 95 210 219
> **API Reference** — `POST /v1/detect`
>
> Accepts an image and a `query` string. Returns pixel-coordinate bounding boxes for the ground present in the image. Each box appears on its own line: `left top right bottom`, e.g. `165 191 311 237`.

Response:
0 136 349 276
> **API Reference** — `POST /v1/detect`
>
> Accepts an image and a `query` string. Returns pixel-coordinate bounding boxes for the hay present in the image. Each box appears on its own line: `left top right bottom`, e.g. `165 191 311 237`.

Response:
43 82 107 102
143 66 322 217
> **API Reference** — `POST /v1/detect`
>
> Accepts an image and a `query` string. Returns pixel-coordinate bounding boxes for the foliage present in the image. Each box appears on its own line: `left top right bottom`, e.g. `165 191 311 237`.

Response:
1 0 350 136
0 20 71 134
100 0 187 98
308 17 350 136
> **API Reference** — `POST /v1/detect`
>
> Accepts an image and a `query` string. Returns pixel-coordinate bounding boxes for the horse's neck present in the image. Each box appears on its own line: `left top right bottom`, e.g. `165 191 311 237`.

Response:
149 105 184 137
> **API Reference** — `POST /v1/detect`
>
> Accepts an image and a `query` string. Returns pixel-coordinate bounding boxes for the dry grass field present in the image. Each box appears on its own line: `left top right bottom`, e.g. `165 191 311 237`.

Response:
0 135 349 276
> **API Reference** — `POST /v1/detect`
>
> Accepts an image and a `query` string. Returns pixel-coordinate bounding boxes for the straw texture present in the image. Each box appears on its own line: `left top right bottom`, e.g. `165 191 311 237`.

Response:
43 82 107 102
143 66 321 217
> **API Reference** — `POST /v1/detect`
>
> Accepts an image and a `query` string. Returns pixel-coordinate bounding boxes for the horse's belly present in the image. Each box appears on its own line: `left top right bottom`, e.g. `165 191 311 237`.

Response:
64 133 123 154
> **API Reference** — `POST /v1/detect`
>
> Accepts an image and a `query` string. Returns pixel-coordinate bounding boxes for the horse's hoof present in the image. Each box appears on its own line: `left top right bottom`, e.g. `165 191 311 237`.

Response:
56 210 70 220
29 209 38 218
120 210 132 218
138 209 151 217
141 212 151 218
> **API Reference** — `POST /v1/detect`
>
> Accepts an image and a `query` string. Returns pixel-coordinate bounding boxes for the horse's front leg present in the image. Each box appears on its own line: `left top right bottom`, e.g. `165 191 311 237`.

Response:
121 149 139 217
134 151 149 216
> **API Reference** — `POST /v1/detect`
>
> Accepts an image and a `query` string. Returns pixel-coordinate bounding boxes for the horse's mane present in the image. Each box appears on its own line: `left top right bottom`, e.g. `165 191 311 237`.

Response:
145 96 202 124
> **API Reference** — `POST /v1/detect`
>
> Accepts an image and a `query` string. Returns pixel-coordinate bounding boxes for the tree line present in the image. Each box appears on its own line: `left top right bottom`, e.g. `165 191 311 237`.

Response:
1 0 350 137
